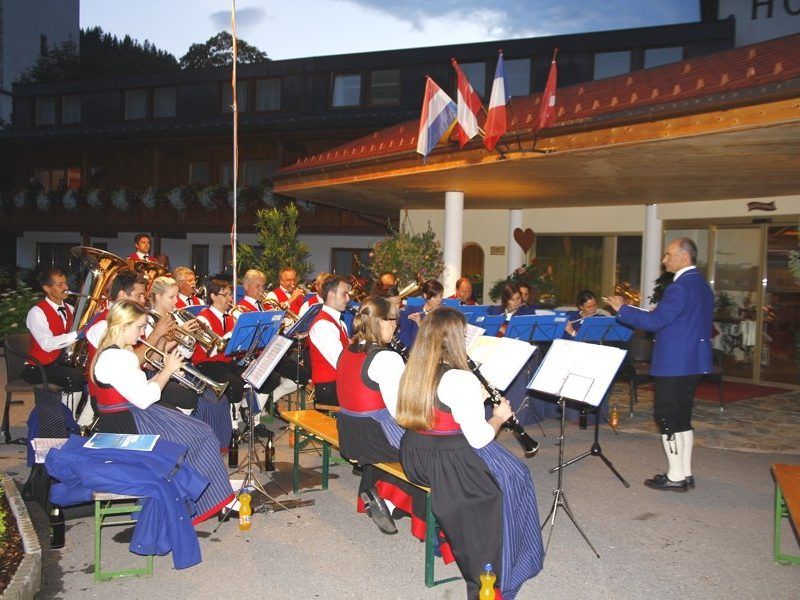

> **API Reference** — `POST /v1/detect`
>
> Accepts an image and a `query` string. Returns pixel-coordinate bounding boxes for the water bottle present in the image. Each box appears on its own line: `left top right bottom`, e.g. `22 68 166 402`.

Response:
50 506 65 549
238 491 252 531
479 563 496 599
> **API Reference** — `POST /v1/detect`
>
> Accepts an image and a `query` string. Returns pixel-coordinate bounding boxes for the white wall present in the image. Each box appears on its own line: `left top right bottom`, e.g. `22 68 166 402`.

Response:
718 0 800 47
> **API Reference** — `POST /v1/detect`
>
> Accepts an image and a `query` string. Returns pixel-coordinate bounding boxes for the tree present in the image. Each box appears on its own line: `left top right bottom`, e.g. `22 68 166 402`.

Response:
15 41 79 84
236 204 311 285
179 31 269 70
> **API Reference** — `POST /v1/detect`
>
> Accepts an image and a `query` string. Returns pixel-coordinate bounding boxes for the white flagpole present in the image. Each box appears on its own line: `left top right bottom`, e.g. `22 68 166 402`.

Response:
230 0 239 303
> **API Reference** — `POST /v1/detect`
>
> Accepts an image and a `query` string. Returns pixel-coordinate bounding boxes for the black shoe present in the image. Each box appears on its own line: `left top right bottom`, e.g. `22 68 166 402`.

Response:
685 475 695 489
644 473 688 492
360 490 398 534
253 423 271 439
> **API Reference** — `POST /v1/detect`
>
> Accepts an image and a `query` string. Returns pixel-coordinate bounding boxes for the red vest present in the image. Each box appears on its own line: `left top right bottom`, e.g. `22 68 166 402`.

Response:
237 298 259 313
192 308 232 364
175 295 201 309
92 347 133 413
423 369 461 434
308 309 349 384
28 299 73 366
274 287 304 315
336 347 386 412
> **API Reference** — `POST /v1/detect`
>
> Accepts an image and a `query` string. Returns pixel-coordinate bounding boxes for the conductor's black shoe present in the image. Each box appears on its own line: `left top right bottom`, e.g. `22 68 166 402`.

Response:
253 423 271 438
360 490 398 535
644 473 688 492
685 475 695 489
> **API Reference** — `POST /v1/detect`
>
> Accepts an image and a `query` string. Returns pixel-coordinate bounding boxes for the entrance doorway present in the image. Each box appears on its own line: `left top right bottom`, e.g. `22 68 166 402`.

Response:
461 243 485 303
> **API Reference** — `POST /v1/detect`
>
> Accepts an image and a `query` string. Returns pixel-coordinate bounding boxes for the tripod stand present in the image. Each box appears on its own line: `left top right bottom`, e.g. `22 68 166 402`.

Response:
549 396 629 488
542 394 600 558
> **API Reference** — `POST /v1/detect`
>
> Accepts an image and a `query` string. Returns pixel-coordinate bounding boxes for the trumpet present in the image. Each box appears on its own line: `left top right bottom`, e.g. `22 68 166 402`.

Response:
139 340 228 399
148 310 197 353
172 308 228 354
259 293 300 322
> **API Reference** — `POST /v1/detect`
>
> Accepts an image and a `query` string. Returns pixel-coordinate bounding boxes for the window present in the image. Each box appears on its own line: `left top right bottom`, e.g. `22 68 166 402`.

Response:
33 167 81 191
191 245 209 277
593 51 631 80
332 248 371 278
153 87 176 118
222 81 249 113
222 245 233 277
535 236 604 305
459 62 486 98
616 236 642 292
243 160 279 186
61 95 81 124
124 89 147 120
35 97 56 125
36 242 80 272
369 69 400 105
644 46 683 69
505 58 531 97
189 162 210 185
255 78 281 111
219 162 233 185
331 73 361 107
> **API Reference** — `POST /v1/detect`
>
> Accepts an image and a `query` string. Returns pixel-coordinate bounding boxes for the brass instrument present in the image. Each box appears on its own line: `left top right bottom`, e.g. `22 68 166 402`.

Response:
63 246 129 367
172 308 228 354
398 274 425 300
348 275 368 302
613 282 641 308
259 293 299 322
229 304 252 320
148 310 196 353
130 258 168 296
140 340 228 398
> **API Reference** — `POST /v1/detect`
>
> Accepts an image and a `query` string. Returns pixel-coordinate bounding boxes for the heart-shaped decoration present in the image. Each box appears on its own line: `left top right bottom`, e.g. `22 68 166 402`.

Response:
513 228 536 253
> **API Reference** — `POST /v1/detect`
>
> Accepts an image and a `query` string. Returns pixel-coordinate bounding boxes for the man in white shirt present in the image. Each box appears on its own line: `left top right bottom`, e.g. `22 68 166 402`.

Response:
173 267 203 308
307 275 352 406
265 267 305 316
127 233 152 261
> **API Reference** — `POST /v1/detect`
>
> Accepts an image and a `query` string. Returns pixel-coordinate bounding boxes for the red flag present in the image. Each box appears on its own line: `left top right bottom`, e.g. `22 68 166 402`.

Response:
451 58 483 148
537 51 558 131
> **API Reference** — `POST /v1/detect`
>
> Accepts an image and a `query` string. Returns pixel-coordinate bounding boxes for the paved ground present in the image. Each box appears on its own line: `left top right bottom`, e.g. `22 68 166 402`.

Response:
2 365 800 599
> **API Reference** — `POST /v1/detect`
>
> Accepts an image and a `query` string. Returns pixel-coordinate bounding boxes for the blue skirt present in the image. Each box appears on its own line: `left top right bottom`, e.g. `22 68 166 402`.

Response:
193 389 233 450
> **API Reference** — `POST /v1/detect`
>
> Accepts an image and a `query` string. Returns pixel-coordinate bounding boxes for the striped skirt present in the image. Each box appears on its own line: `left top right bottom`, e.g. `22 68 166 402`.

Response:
192 389 233 450
132 404 234 524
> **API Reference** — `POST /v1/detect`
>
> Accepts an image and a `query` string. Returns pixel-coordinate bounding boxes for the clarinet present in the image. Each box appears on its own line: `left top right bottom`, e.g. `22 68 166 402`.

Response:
388 336 409 362
467 358 539 458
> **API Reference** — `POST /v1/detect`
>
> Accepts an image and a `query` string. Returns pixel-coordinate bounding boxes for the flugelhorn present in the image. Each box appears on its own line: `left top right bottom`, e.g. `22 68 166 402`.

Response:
148 310 196 353
259 294 299 322
171 308 228 354
139 340 228 399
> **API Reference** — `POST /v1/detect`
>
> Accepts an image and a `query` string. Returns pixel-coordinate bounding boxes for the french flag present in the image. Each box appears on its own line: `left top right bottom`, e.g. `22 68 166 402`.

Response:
483 51 507 152
416 76 457 159
451 58 483 148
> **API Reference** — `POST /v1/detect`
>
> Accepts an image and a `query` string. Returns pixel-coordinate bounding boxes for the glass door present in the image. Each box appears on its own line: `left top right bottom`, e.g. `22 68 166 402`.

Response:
710 227 763 380
761 226 800 385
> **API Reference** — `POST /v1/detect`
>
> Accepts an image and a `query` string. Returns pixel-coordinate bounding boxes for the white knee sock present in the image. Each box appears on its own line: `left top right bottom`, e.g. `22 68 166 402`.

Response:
661 433 684 481
679 430 694 478
272 377 299 402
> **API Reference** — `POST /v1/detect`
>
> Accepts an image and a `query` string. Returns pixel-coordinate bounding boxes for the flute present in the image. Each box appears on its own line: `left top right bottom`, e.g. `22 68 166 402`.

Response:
467 358 539 458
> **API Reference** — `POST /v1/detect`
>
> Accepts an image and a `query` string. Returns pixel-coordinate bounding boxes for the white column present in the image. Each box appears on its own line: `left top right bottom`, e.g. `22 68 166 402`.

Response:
443 191 464 294
507 209 524 275
640 204 662 308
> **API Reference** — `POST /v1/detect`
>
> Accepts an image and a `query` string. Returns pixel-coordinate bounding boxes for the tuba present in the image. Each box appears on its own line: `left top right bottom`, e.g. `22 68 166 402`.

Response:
397 274 426 300
130 258 168 296
62 247 129 367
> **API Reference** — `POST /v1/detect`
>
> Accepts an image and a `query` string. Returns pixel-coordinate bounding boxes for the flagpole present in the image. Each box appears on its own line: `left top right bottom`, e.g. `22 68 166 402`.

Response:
533 47 558 153
230 0 239 303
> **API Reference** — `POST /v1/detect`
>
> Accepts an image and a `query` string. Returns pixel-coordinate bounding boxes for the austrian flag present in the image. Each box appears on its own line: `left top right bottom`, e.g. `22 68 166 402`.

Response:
451 58 483 147
416 77 458 159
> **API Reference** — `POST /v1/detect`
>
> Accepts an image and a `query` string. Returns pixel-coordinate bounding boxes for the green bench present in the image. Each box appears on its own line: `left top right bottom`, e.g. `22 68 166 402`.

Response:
773 463 800 565
281 409 458 587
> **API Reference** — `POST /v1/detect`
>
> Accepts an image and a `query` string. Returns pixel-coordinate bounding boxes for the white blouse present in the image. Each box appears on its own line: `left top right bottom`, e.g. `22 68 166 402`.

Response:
436 369 495 449
366 349 405 418
94 347 161 409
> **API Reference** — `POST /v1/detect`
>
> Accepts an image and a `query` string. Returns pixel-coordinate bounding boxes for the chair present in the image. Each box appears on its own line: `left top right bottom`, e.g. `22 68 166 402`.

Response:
3 333 61 444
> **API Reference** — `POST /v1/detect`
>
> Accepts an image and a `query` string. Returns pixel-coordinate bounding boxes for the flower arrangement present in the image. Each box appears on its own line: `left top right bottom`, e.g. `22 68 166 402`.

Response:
63 189 78 211
168 187 186 212
86 189 102 209
142 187 158 210
36 192 50 212
370 224 444 286
0 272 39 339
198 186 219 211
111 188 130 212
13 192 26 210
488 259 557 304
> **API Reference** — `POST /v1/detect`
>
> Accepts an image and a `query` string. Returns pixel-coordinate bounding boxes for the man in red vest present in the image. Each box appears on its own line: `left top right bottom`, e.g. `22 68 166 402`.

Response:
447 277 477 305
173 267 203 308
24 268 87 418
237 269 267 313
265 267 305 316
307 275 352 407
128 233 152 261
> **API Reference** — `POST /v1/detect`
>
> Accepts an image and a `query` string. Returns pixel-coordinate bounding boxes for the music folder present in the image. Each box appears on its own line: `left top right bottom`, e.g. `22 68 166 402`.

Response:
225 310 285 356
242 334 294 390
284 302 323 339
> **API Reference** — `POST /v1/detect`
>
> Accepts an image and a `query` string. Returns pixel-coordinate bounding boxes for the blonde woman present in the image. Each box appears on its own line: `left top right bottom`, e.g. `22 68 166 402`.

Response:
91 301 234 523
396 307 543 600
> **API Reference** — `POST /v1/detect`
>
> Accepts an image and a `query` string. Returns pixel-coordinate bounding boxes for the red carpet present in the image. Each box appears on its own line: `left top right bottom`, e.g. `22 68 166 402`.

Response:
642 381 790 403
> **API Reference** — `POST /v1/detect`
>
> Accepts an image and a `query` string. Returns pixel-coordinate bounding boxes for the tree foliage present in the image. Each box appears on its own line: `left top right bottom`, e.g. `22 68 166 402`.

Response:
16 27 179 83
237 204 311 285
179 31 269 70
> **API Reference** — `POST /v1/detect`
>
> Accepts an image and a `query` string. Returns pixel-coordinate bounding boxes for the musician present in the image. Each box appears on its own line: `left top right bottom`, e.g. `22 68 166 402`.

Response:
447 277 477 305
607 237 714 492
128 233 152 261
378 272 397 288
173 267 203 308
307 275 351 407
265 266 305 316
298 272 330 317
371 283 401 314
518 282 532 306
564 290 608 337
396 307 544 599
90 300 234 523
396 279 443 349
24 268 87 420
237 269 267 312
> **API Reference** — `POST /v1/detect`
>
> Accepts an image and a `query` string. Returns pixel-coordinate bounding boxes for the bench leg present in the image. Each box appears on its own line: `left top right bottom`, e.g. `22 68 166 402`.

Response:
322 441 330 490
774 485 800 565
292 428 301 494
94 500 154 582
424 493 435 587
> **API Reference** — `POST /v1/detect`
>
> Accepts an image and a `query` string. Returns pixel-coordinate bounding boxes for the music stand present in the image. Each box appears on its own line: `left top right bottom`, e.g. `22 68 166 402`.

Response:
458 304 489 325
504 314 567 344
283 303 323 410
529 339 627 558
181 304 208 316
472 314 505 336
225 310 285 356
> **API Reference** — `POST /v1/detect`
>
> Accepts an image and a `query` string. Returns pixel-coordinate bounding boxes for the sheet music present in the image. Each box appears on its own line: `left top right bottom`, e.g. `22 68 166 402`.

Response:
465 324 485 349
468 336 536 391
242 335 294 388
528 339 626 407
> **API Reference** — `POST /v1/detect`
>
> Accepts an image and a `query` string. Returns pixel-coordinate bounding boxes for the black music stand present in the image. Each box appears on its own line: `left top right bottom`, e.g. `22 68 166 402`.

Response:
283 303 323 410
225 310 285 357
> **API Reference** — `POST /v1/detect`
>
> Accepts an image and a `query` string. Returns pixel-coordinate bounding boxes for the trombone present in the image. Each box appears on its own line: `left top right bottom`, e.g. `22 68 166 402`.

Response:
140 340 228 399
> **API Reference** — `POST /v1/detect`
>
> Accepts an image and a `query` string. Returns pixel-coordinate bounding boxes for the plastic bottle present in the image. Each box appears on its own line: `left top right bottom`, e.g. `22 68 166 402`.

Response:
238 491 252 531
609 404 620 429
479 563 496 599
49 505 65 549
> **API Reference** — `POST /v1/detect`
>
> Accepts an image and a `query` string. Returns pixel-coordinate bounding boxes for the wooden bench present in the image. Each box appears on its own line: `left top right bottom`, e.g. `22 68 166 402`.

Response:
772 464 800 565
93 492 154 582
280 409 457 587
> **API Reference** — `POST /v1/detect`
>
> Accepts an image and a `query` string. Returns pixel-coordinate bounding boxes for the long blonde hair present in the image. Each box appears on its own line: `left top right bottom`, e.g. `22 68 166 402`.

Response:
89 300 148 383
351 296 391 351
395 307 469 431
